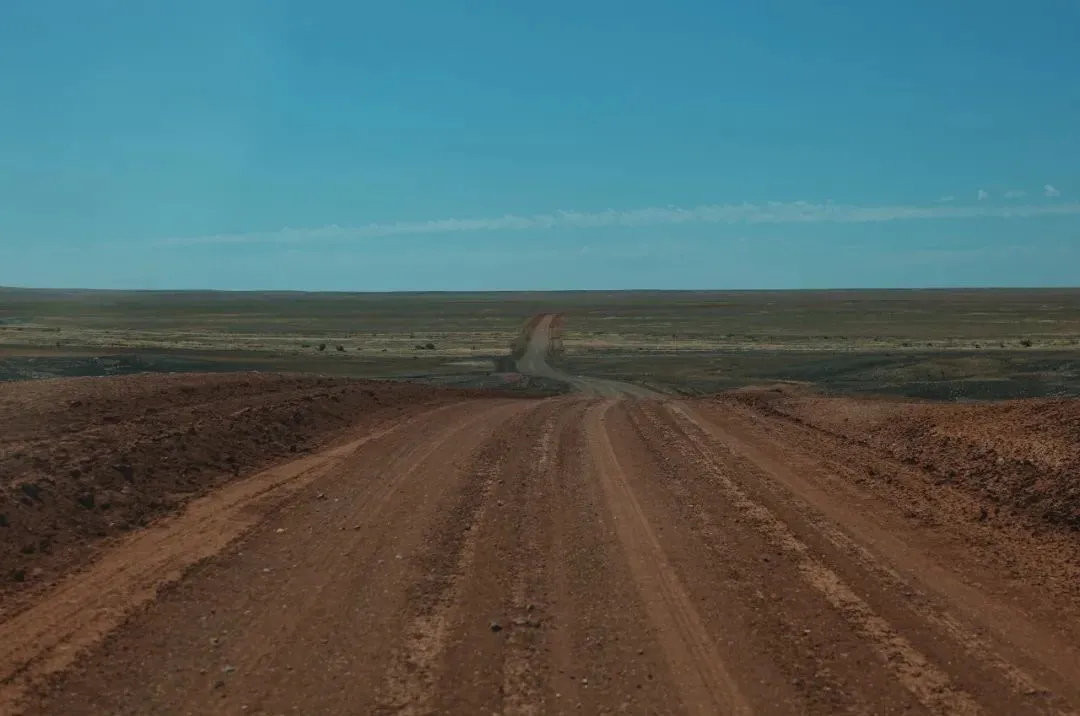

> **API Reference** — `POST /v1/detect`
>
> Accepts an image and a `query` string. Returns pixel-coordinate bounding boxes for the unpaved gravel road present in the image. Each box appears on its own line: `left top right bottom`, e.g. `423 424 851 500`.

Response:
4 318 1080 715
517 313 661 398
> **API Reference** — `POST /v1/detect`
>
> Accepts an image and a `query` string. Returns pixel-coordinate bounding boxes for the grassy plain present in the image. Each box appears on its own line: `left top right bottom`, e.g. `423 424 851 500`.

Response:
0 289 562 385
2 287 1079 398
554 289 1080 351
0 289 544 354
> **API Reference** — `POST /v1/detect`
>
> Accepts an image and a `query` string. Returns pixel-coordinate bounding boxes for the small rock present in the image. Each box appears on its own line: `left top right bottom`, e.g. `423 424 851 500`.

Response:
275 528 286 533
490 621 503 633
316 492 327 500
19 483 43 502
213 680 225 689
222 665 237 674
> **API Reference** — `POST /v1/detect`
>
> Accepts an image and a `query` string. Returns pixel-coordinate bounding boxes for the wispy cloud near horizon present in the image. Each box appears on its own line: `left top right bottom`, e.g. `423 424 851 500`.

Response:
160 199 1080 246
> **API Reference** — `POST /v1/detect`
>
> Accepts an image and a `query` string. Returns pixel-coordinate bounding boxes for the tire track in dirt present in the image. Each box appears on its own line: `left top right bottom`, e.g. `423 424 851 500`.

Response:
497 407 561 716
543 401 678 714
678 402 1080 709
584 400 753 716
615 400 938 714
685 399 1080 711
20 388 1078 715
427 400 569 715
0 403 441 712
206 399 531 716
638 401 1000 716
23 399 532 716
374 399 560 715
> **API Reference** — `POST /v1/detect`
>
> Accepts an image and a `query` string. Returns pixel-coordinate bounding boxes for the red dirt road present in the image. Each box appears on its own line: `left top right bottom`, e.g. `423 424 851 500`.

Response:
3 333 1080 713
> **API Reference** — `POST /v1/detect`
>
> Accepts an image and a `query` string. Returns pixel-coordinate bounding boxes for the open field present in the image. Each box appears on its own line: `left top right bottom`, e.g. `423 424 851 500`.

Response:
553 288 1080 352
560 349 1080 399
3 288 1080 398
550 289 1080 399
0 288 559 356
6 288 1080 356
0 288 559 388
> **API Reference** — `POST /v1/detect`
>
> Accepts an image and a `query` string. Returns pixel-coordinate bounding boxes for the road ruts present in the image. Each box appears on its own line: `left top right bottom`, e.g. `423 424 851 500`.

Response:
622 398 1080 715
20 399 539 715
676 399 1080 713
14 393 1080 714
584 400 753 715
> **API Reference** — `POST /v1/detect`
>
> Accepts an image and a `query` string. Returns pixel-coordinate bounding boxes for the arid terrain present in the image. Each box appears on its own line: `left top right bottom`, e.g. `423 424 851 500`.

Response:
2 293 1080 714
4 288 1080 399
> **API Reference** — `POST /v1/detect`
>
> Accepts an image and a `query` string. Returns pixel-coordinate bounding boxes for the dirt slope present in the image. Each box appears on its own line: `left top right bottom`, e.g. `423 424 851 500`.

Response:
0 388 1077 714
0 373 491 606
721 387 1080 529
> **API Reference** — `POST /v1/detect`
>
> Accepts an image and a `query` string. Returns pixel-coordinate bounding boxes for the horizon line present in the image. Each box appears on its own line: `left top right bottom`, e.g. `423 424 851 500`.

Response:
4 285 1080 295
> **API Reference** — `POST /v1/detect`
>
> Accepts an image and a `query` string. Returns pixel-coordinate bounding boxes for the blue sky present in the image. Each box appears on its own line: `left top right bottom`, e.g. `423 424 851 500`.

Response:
1 0 1078 290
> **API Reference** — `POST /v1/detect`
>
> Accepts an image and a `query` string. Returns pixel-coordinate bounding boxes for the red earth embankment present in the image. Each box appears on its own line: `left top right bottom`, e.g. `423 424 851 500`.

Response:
0 373 491 600
720 387 1080 529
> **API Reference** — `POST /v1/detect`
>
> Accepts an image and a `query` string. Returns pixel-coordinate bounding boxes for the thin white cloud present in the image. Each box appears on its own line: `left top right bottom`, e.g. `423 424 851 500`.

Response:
1045 184 1062 197
977 189 989 200
159 200 1080 246
934 195 956 203
1004 190 1027 198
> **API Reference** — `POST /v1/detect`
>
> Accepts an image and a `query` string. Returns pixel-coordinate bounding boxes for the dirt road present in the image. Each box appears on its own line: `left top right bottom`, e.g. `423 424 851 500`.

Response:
4 322 1080 714
517 313 661 398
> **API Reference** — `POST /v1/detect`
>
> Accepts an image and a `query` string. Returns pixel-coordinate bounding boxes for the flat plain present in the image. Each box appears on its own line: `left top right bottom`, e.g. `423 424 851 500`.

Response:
3 287 1079 398
3 287 1080 715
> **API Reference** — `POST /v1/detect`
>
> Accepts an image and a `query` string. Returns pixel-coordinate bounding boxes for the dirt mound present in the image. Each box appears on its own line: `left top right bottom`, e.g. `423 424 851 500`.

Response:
0 373 489 601
720 388 1080 529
